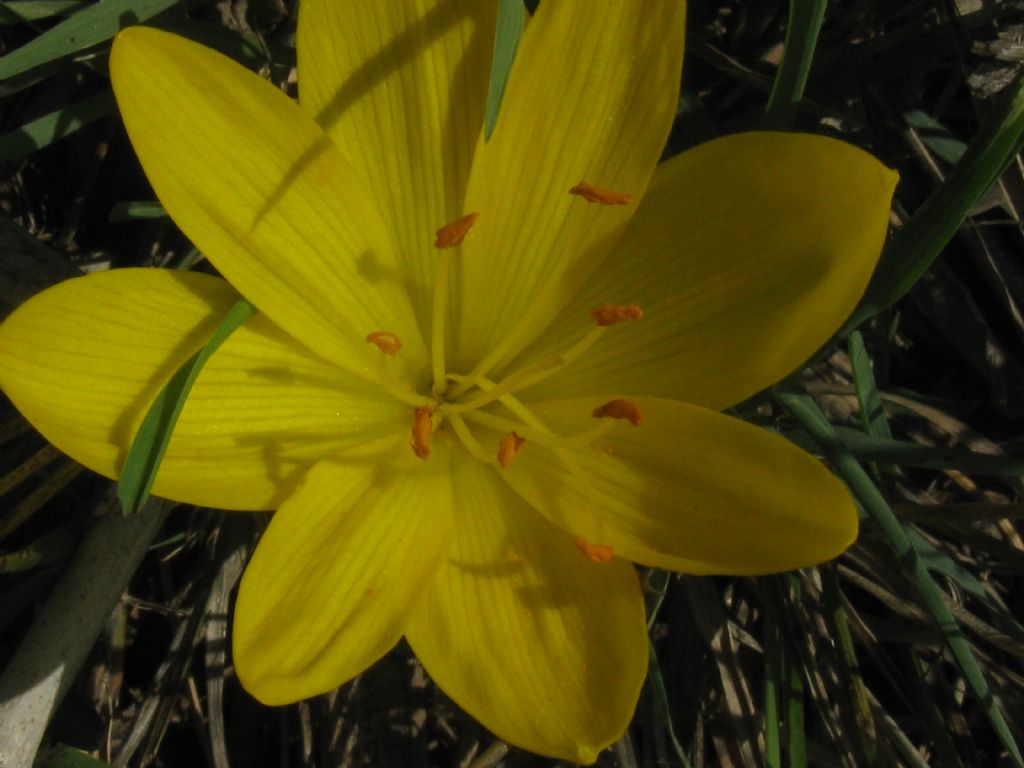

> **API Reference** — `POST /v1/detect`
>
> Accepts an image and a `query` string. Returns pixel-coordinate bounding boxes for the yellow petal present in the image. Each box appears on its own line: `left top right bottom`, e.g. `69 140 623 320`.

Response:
298 0 496 338
109 27 426 378
0 269 406 510
234 446 454 705
498 397 858 574
517 132 899 410
451 1 686 375
405 453 646 764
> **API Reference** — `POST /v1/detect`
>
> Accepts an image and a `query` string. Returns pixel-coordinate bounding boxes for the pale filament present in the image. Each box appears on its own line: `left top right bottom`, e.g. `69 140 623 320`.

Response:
448 414 496 465
445 323 608 405
372 352 432 408
462 408 616 452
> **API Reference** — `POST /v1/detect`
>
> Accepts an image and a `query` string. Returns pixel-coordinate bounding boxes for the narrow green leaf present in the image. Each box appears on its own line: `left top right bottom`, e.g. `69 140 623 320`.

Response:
784 573 807 768
0 91 114 162
108 200 167 222
763 0 826 130
830 428 1024 475
0 1 87 24
848 330 892 439
117 298 256 515
647 641 692 768
849 71 1024 329
484 0 525 141
0 527 73 574
760 582 783 768
903 109 968 165
37 745 112 768
0 0 182 80
776 392 1024 768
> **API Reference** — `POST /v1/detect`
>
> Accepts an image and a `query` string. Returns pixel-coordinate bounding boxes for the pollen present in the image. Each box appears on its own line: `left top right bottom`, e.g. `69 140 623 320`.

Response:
434 212 479 248
592 304 643 326
569 182 634 205
411 406 433 460
365 331 402 355
574 538 614 564
497 432 526 469
592 399 645 426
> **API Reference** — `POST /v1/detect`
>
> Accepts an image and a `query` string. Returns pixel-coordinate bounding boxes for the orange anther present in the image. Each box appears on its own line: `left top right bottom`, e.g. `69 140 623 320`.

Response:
434 212 479 248
574 538 614 564
496 432 526 469
592 399 644 426
569 182 634 205
591 304 643 326
411 406 433 460
365 331 402 355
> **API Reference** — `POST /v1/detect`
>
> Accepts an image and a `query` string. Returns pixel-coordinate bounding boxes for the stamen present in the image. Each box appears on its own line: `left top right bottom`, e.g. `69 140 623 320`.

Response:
411 406 433 460
448 414 495 464
497 432 526 469
592 304 643 326
574 538 614 564
434 212 479 249
366 331 402 355
372 354 432 408
446 322 607 406
592 399 645 426
431 213 478 397
569 182 634 205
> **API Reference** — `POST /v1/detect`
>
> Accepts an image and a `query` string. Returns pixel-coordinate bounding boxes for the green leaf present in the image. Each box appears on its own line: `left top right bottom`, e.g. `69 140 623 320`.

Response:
0 1 87 24
763 0 826 130
849 70 1024 329
484 0 525 141
117 299 256 515
776 392 1024 768
848 330 892 440
108 200 167 222
0 0 182 80
829 428 1024 475
0 91 114 162
37 745 112 768
903 109 968 165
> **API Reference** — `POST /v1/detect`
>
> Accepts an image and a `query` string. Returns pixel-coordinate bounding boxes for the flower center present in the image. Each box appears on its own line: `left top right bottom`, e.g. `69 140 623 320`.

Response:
365 181 645 475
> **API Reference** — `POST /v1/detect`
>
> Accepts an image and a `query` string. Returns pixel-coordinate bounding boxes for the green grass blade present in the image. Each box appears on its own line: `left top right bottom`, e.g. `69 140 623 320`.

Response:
0 1 87 24
117 298 256 515
108 200 167 222
760 581 783 768
827 428 1024 475
784 573 807 768
37 745 112 768
647 641 692 768
848 330 891 439
0 0 182 80
763 0 826 130
848 71 1024 329
484 0 525 141
0 91 114 162
776 392 1024 768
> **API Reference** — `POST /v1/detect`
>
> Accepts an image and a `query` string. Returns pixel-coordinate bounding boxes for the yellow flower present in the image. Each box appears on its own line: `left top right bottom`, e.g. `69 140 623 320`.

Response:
0 1 897 762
